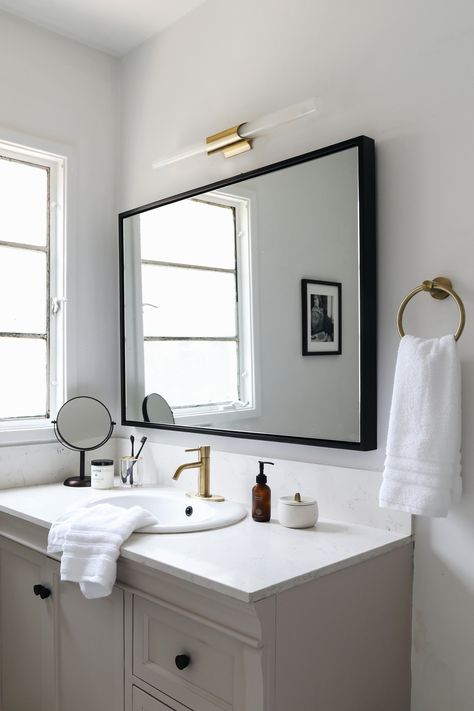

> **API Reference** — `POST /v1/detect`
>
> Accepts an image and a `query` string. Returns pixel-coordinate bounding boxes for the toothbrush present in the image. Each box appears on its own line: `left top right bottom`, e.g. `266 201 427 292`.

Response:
130 434 135 457
135 436 147 459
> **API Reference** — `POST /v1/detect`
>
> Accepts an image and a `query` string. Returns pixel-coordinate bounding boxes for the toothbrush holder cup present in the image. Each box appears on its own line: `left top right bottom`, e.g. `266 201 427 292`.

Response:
120 456 144 487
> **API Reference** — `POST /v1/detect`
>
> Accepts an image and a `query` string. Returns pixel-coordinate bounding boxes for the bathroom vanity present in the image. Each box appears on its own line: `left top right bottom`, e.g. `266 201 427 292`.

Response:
0 485 412 711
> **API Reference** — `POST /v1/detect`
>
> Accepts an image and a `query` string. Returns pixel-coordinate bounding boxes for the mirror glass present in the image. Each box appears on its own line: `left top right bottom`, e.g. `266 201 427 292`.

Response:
120 137 376 449
55 396 113 450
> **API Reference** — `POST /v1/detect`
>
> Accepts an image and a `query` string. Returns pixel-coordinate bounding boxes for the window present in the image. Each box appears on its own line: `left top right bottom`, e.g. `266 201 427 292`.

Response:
0 142 65 430
138 191 254 421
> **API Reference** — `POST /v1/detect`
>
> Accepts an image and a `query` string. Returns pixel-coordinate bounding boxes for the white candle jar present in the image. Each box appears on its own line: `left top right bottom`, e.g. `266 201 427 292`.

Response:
278 493 318 528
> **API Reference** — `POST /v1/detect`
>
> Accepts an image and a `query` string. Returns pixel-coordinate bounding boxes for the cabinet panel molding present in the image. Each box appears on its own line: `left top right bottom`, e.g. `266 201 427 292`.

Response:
133 595 234 711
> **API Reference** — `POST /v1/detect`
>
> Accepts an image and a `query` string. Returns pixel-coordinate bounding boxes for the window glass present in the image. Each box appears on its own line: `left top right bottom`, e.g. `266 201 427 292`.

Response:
0 247 47 333
0 159 48 246
142 265 236 338
0 338 47 418
140 199 235 269
144 341 238 408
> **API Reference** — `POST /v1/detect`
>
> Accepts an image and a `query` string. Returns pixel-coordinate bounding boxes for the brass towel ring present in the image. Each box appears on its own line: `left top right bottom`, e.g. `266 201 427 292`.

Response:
397 276 466 341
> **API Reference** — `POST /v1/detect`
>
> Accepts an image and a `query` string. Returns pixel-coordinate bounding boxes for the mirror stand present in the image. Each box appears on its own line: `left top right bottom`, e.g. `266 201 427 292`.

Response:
63 450 88 487
52 396 115 487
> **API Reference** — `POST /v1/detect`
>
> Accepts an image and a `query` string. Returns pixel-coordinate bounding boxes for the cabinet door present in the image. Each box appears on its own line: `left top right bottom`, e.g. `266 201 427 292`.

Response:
0 539 55 711
0 537 124 711
53 570 124 711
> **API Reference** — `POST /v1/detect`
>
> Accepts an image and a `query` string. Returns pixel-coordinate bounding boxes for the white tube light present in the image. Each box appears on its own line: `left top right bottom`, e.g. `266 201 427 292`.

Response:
152 98 318 169
239 98 317 139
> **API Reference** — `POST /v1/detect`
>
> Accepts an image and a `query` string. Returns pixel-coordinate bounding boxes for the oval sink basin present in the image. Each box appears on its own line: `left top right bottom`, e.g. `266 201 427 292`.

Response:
87 488 247 533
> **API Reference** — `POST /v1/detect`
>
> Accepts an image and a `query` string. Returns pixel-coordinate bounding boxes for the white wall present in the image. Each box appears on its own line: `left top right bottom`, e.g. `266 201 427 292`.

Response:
119 2 474 709
0 9 119 412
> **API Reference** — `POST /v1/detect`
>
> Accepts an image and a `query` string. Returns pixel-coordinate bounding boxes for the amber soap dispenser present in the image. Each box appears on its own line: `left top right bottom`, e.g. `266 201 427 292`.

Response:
252 460 274 522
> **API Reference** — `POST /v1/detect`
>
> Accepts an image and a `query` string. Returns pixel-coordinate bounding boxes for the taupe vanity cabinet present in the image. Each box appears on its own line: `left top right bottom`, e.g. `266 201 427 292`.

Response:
0 537 124 711
121 544 412 711
0 520 412 711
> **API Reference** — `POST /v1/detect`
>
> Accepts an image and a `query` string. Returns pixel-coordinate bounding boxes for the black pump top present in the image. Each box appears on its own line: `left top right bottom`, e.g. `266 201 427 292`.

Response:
256 460 274 484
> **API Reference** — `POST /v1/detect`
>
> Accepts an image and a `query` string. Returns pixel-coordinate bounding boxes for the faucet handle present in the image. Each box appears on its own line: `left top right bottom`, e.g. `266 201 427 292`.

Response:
184 444 211 457
185 447 201 454
185 446 210 458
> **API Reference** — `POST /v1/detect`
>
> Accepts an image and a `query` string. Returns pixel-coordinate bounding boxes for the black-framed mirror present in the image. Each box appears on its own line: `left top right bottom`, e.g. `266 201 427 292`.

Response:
119 136 376 450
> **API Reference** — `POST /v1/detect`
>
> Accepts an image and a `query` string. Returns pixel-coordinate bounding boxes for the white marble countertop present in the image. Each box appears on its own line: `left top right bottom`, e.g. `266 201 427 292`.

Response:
0 483 412 603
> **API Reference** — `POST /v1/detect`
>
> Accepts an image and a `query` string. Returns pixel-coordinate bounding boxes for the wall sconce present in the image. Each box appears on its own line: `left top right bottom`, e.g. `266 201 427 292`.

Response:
152 98 318 169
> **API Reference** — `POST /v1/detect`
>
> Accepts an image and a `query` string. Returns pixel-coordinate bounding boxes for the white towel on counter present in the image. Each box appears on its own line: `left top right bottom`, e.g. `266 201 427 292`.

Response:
47 503 157 599
379 334 462 517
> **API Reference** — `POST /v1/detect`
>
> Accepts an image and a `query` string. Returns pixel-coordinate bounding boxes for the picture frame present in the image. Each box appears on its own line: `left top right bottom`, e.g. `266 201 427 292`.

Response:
301 279 342 355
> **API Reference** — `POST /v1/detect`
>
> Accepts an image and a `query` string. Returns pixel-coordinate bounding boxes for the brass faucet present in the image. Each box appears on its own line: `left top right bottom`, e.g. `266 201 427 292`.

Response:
172 446 224 501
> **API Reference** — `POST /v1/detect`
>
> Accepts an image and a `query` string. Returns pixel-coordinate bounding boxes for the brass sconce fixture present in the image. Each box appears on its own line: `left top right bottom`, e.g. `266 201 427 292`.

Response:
152 98 318 169
205 124 252 158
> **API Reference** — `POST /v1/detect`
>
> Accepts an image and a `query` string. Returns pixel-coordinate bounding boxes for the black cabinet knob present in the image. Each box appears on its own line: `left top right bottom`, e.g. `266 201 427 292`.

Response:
33 584 51 600
175 654 191 670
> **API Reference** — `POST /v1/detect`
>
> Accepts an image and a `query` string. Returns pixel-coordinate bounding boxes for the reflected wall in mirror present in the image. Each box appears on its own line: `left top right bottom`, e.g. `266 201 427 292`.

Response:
119 136 376 449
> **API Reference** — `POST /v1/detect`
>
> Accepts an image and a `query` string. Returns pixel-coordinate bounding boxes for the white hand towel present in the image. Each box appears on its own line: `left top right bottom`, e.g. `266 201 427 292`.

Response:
47 503 156 598
379 334 462 517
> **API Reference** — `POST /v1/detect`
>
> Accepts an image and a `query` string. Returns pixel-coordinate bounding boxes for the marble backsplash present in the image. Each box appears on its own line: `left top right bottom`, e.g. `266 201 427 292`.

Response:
116 438 411 534
0 440 116 490
0 437 410 535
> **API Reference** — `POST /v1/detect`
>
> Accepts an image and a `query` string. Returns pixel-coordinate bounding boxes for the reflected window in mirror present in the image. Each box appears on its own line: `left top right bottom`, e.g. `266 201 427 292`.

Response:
0 143 65 427
123 192 255 426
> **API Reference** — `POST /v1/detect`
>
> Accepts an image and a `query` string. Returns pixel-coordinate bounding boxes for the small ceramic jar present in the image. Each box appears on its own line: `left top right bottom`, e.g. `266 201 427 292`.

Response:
278 493 318 529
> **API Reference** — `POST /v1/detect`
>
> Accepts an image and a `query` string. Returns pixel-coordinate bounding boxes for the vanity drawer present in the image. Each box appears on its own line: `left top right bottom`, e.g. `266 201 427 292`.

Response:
133 595 234 710
132 685 185 711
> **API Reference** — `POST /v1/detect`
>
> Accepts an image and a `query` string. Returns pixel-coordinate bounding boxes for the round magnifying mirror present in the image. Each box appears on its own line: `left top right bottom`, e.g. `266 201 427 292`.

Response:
53 396 115 487
142 393 175 425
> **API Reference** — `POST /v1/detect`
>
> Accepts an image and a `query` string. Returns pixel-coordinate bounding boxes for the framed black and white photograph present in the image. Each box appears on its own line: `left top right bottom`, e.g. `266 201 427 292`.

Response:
302 279 341 355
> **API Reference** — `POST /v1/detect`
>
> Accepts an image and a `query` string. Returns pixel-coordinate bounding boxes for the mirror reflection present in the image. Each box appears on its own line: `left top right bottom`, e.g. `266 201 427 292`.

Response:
142 393 175 425
120 137 376 448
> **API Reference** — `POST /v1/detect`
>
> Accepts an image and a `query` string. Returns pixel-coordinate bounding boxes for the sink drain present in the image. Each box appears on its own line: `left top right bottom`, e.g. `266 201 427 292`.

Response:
185 505 193 517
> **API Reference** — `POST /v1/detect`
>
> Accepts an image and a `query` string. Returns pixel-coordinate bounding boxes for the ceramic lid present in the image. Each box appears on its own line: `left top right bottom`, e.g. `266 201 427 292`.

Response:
279 494 317 507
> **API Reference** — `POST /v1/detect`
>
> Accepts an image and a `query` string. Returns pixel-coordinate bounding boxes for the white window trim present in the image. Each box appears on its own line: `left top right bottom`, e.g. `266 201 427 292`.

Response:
173 188 261 427
0 137 67 445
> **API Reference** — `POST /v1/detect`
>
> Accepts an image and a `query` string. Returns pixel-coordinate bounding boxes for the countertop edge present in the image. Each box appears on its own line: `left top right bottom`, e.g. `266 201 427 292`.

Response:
118 535 413 603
